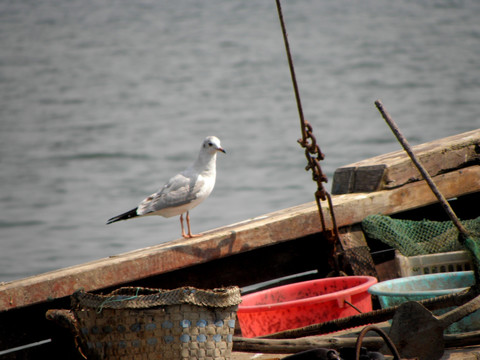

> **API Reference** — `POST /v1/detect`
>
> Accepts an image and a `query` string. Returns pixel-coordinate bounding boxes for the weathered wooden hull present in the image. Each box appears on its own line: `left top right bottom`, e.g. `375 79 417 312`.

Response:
1 129 479 359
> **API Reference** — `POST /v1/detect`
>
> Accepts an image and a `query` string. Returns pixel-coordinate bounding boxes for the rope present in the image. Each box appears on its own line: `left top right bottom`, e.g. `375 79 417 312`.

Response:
72 286 242 312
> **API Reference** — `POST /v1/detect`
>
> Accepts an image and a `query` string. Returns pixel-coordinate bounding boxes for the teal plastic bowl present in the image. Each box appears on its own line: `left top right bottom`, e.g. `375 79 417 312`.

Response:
368 271 477 334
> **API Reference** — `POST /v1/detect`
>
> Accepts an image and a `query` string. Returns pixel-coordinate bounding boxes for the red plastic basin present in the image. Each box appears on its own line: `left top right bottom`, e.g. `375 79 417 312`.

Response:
237 276 377 337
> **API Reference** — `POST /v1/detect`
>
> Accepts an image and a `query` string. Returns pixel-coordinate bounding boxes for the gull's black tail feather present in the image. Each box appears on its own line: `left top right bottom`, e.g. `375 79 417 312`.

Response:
106 208 139 224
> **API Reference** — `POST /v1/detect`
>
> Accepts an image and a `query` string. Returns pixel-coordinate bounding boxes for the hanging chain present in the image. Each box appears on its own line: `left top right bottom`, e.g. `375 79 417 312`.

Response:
275 0 340 248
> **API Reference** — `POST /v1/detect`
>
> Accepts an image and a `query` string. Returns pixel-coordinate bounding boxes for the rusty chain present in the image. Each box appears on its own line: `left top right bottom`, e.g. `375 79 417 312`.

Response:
275 0 340 259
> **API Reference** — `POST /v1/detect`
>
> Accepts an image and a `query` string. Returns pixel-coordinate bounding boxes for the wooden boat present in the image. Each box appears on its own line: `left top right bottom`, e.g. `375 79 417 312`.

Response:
1 129 479 359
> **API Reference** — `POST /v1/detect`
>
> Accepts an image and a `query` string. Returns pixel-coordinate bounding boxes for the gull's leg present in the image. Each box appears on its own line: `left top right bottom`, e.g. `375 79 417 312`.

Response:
186 211 200 238
180 214 188 238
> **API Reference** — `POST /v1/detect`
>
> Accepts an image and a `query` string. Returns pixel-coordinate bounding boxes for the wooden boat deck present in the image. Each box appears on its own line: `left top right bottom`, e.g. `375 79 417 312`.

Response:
232 347 480 359
0 129 479 359
231 346 480 359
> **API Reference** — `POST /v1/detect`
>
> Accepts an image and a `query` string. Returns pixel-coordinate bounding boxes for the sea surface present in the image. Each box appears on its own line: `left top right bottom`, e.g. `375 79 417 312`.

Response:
1 0 479 282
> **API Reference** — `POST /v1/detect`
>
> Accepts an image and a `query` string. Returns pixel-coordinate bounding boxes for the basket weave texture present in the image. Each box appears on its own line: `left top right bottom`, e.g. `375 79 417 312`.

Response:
72 286 241 360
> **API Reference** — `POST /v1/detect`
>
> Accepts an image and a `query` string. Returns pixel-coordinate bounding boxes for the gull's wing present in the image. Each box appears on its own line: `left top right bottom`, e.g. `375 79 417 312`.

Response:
137 172 204 215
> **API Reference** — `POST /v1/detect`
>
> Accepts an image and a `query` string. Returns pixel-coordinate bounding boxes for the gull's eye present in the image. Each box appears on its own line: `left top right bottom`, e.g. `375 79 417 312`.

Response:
208 142 213 147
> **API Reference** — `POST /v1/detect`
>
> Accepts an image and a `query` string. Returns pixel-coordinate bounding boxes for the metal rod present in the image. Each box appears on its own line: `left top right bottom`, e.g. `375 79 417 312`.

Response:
0 339 51 356
375 99 469 241
355 325 401 360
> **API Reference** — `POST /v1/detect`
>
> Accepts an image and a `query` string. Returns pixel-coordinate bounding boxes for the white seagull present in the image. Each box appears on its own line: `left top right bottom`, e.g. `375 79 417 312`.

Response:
107 136 225 238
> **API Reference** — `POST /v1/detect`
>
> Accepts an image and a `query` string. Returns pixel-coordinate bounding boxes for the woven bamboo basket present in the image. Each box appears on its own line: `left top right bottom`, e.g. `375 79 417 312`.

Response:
71 286 241 360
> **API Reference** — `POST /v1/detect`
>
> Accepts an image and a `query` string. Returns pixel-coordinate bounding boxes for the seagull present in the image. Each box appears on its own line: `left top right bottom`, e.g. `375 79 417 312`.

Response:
106 136 225 238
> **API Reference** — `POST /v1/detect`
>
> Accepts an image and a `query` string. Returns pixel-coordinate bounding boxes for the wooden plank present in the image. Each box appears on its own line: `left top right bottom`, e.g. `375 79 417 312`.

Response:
339 225 377 277
443 347 480 360
339 225 369 250
1 165 479 312
233 353 286 360
130 233 332 291
231 347 480 360
332 129 480 194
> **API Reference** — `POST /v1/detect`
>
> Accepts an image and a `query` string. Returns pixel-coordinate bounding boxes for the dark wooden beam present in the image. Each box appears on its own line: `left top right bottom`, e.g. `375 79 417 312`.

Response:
332 129 480 194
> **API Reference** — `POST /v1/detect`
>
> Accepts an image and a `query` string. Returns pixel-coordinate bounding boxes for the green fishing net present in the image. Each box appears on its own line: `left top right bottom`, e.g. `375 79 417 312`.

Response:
362 214 480 286
361 215 480 257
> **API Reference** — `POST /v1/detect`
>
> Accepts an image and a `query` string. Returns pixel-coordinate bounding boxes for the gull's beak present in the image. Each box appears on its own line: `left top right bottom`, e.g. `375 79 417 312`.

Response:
218 147 226 154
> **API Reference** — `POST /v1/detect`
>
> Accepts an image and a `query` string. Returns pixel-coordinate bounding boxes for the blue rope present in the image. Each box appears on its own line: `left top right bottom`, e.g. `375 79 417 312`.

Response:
97 287 141 313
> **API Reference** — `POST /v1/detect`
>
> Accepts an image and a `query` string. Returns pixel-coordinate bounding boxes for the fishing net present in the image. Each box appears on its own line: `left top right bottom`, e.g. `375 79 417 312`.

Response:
362 214 480 285
362 215 480 257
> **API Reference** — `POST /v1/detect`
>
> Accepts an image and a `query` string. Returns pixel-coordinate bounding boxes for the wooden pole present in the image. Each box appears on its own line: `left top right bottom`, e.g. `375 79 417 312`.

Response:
375 100 470 241
233 330 480 354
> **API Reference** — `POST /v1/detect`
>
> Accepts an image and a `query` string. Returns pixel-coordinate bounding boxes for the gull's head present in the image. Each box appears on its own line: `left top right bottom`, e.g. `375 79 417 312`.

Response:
202 136 226 155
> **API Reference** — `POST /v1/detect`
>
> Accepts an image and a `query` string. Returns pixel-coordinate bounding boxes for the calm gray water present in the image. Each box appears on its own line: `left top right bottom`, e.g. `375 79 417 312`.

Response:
1 0 479 282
